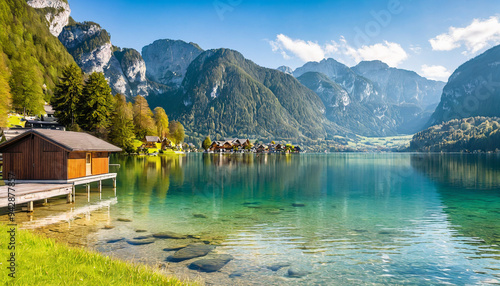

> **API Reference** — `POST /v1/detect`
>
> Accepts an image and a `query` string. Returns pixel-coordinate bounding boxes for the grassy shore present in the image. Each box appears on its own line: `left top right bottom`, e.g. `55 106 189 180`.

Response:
0 224 189 285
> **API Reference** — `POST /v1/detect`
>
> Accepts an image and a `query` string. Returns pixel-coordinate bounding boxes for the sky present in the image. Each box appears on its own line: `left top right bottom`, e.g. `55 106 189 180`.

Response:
69 0 500 82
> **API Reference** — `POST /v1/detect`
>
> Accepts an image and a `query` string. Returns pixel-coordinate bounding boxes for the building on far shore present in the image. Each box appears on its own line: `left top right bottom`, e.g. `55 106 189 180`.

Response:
0 129 121 181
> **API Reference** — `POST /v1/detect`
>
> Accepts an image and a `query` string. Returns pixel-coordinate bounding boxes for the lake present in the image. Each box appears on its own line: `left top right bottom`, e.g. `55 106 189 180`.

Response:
65 154 500 285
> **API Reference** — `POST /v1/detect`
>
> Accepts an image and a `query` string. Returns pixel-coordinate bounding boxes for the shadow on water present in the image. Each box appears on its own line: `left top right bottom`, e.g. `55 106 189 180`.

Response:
411 154 500 247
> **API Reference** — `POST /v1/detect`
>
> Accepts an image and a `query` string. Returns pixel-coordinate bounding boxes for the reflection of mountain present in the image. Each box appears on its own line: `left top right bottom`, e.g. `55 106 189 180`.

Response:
411 154 500 246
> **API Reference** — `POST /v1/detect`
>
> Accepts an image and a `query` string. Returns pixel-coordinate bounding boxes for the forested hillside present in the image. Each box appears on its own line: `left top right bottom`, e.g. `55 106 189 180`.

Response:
0 0 75 116
410 117 500 152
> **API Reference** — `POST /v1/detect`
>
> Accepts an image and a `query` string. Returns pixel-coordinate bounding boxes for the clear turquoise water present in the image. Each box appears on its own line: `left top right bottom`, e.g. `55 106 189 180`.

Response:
93 153 500 285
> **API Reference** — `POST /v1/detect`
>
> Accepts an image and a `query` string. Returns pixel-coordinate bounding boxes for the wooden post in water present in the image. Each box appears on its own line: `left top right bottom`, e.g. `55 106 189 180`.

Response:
67 193 72 203
99 180 102 193
72 185 76 202
87 183 90 202
27 201 33 212
44 198 48 204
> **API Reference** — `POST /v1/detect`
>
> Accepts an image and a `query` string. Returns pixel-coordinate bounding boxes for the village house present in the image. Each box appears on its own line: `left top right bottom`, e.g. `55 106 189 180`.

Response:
0 129 121 181
209 138 251 152
143 136 160 149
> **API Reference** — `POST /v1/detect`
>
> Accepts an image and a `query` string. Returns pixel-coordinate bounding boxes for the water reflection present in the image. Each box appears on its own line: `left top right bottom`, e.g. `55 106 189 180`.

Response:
411 154 500 254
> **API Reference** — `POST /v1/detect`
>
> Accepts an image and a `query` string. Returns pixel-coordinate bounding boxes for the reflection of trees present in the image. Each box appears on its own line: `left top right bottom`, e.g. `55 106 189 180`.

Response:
114 155 185 214
410 154 500 189
411 154 500 246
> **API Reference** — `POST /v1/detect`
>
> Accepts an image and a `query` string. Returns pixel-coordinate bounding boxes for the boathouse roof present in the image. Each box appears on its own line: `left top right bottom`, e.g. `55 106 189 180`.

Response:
0 129 122 152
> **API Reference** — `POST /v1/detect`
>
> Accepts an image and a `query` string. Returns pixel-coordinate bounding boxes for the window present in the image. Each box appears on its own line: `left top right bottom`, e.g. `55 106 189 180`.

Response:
86 153 91 164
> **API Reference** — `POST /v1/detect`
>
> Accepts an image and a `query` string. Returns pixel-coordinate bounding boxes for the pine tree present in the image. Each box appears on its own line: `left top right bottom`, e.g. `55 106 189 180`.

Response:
154 107 169 140
0 52 11 128
109 94 135 153
132 95 155 138
52 63 83 129
80 72 113 137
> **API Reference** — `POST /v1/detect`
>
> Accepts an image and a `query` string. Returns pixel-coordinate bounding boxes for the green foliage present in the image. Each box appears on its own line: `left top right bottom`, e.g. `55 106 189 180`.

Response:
52 63 83 127
0 0 75 110
109 94 135 153
0 53 11 127
80 72 113 135
154 107 169 139
168 121 185 145
411 116 500 152
9 59 45 115
202 136 212 150
133 95 156 138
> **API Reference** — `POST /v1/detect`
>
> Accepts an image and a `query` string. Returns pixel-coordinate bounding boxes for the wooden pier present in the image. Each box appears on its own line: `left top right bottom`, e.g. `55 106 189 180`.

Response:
0 184 73 212
1 173 117 212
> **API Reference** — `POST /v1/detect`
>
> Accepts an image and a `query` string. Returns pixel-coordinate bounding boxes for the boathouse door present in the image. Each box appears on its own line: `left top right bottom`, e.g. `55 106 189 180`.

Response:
86 153 92 176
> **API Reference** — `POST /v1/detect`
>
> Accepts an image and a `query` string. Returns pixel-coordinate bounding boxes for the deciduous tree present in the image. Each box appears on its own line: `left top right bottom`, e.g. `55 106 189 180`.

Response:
202 136 212 150
154 107 169 139
0 53 11 128
109 94 135 153
168 121 185 146
132 95 156 138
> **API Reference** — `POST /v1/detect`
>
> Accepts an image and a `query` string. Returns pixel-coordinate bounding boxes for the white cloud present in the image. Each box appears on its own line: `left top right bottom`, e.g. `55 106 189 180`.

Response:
420 65 451 81
269 34 408 67
270 34 325 62
430 16 500 55
409 45 422 54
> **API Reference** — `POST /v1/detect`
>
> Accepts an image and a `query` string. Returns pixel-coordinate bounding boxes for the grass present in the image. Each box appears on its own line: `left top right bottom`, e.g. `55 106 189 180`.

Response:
0 224 190 286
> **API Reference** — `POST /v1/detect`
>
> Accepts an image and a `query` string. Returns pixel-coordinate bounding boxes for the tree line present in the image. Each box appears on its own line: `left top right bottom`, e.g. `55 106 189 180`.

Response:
52 63 184 152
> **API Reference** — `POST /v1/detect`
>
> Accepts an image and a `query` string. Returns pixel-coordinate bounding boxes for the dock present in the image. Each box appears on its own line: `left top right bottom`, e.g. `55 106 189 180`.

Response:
0 183 73 212
1 173 117 212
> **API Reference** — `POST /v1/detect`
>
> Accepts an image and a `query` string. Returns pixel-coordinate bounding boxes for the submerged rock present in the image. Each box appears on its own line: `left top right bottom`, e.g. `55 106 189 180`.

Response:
167 244 215 262
117 218 132 222
133 235 153 240
126 238 155 245
163 243 189 251
106 238 124 243
103 225 114 229
153 231 187 239
292 203 306 207
288 266 311 278
267 262 290 271
135 229 147 233
189 254 233 272
193 213 208 218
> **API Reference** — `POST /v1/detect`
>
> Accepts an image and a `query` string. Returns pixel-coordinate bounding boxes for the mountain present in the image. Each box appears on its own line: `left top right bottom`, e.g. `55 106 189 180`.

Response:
293 58 445 135
58 21 149 98
296 71 395 136
276 66 293 75
27 0 71 37
428 45 500 127
142 39 204 87
151 49 345 142
352 60 444 109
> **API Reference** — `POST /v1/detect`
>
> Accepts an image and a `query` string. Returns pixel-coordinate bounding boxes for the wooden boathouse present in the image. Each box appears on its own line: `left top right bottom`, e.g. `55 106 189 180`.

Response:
0 129 121 211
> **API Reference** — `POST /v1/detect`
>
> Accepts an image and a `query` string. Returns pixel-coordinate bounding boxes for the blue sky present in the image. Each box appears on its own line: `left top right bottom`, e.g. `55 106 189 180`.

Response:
69 0 500 81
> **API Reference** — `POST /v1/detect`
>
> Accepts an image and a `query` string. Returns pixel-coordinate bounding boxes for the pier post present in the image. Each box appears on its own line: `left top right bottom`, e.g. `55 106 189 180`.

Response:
113 178 116 188
27 201 33 212
67 193 72 203
44 198 48 204
87 183 90 202
99 180 102 193
72 185 76 202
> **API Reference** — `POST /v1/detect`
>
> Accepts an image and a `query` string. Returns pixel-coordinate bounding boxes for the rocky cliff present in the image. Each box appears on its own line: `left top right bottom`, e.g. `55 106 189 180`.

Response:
58 22 149 98
142 39 204 87
27 0 71 37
